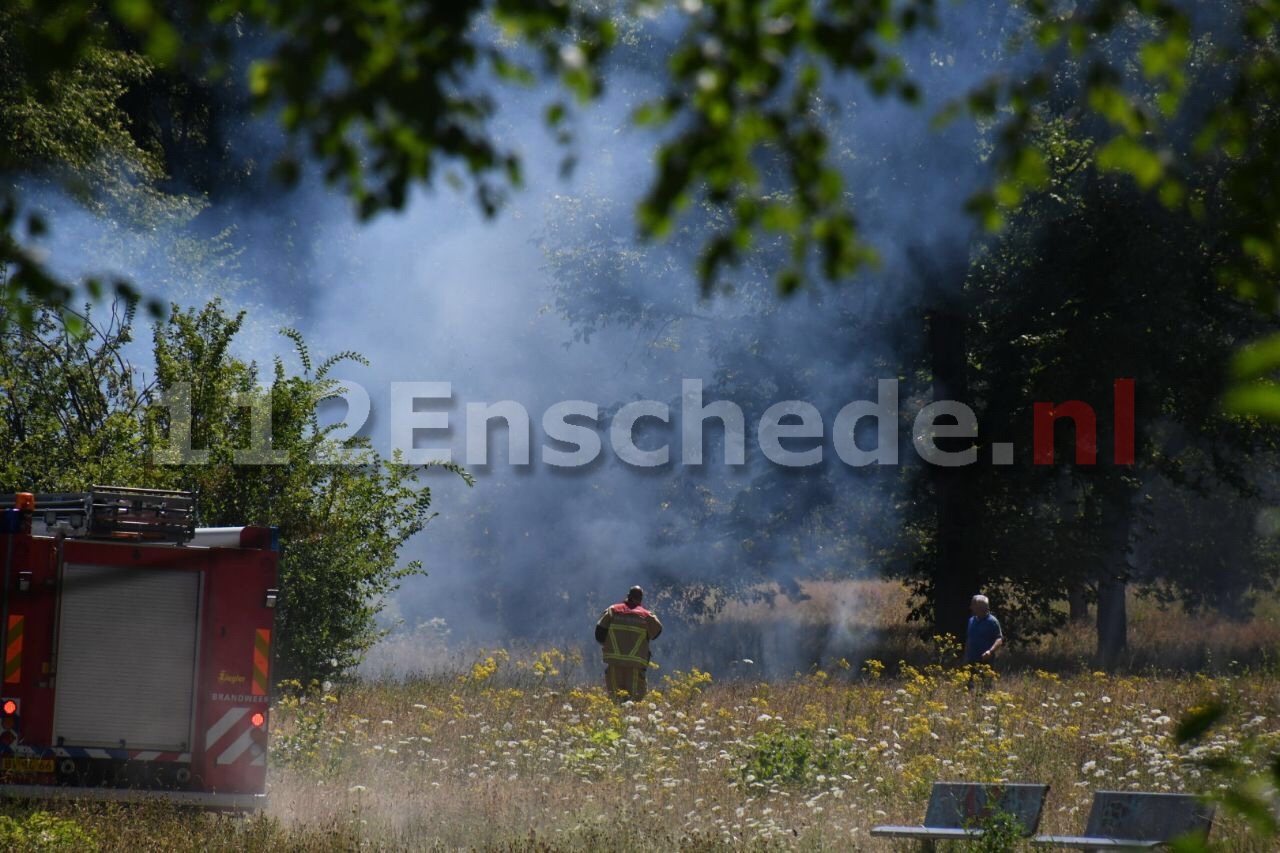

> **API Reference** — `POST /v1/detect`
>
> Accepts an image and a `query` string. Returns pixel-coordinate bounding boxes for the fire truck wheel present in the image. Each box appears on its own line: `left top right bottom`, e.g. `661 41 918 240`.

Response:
174 767 191 785
57 758 75 777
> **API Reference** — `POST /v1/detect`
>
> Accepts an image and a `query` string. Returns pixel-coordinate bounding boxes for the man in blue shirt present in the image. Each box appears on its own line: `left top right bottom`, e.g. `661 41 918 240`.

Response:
964 594 1004 665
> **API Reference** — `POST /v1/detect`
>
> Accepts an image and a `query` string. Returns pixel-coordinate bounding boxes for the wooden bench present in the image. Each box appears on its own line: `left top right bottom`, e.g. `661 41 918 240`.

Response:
1032 791 1214 849
871 781 1050 850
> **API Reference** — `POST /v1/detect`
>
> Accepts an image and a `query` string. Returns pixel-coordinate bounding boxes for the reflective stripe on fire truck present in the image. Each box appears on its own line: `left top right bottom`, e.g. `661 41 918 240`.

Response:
205 707 265 766
128 751 192 762
252 629 270 696
205 707 248 749
216 728 256 765
4 615 22 684
45 747 191 762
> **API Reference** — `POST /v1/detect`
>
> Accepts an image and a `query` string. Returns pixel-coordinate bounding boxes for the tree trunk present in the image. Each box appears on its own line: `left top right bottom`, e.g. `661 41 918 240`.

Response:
1095 486 1136 669
927 304 980 643
1096 574 1127 669
1068 583 1090 623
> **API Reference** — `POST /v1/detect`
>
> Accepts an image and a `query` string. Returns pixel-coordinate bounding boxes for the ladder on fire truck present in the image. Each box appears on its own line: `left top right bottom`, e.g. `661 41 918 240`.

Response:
5 486 196 543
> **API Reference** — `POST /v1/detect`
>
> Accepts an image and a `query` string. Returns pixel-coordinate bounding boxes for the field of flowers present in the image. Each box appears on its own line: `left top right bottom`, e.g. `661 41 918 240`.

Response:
0 654 1275 851
3 583 1279 851
246 649 1278 851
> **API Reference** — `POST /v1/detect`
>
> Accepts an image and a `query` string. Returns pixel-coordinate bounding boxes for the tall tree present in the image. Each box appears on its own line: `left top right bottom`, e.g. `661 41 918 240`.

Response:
0 300 462 681
959 125 1279 665
147 302 467 679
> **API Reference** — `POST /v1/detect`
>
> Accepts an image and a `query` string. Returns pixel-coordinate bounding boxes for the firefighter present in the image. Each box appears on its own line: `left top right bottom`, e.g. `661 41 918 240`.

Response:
595 586 663 702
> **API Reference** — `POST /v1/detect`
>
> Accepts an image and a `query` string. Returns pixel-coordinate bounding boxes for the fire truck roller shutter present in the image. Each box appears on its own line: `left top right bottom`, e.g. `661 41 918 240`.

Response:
188 527 246 548
53 564 200 751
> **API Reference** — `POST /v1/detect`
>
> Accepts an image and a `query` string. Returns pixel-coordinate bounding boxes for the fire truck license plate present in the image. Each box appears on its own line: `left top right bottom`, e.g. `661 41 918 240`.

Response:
2 757 54 773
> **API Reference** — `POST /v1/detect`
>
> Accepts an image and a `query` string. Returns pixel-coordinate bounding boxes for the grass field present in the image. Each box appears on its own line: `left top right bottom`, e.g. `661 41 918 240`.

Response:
3 582 1279 851
365 579 1280 679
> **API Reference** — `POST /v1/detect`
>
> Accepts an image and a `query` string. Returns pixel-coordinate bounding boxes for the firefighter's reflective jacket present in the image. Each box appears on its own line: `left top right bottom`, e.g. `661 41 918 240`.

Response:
595 602 663 667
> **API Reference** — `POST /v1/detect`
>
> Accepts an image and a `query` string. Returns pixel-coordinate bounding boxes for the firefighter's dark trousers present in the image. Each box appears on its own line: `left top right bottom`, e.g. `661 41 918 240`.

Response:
604 664 648 702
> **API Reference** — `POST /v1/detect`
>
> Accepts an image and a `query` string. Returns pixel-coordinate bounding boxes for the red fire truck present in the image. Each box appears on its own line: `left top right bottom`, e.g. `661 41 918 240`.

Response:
0 487 279 808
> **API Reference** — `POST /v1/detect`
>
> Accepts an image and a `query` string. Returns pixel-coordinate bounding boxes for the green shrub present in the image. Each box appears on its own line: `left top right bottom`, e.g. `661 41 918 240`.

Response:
0 811 96 852
738 728 843 787
961 809 1026 853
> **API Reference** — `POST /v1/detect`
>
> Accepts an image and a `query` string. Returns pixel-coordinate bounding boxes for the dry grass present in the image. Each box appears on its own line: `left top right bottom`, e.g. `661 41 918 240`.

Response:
6 583 1280 851
363 580 1280 682
261 639 1280 851
657 580 1280 678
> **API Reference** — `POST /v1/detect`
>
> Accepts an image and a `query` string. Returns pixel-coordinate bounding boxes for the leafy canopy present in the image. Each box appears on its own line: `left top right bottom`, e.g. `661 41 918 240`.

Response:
0 299 459 681
3 0 1277 315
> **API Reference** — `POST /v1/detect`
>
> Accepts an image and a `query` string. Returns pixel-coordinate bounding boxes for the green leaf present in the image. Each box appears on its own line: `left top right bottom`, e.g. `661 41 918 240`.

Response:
1243 236 1277 271
966 191 1006 232
1012 147 1049 189
59 311 84 338
248 61 273 98
1156 91 1181 118
994 178 1023 208
876 17 900 43
633 101 671 127
1088 86 1144 135
1224 383 1280 419
1095 137 1164 188
1158 178 1185 209
1175 702 1225 743
1139 33 1189 82
931 101 963 130
1167 835 1212 853
111 0 155 31
1221 783 1280 836
144 21 180 65
1230 333 1280 380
